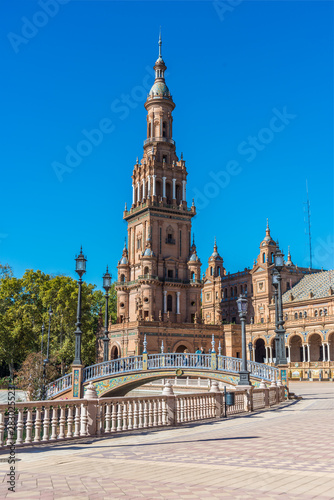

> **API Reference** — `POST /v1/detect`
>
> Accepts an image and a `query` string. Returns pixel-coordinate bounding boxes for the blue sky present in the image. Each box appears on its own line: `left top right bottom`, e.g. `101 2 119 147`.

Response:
1 0 333 289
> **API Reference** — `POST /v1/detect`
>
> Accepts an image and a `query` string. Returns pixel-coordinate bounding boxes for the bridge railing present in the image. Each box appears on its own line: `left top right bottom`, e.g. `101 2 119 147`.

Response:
45 353 279 399
83 356 143 382
45 373 72 400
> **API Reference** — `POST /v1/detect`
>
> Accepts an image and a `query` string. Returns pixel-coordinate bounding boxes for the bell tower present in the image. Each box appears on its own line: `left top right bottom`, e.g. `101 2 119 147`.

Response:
115 35 201 325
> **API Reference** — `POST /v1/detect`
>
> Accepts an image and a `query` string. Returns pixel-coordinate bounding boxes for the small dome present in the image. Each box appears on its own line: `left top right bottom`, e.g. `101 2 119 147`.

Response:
149 81 170 98
189 253 198 262
143 248 155 257
120 256 128 265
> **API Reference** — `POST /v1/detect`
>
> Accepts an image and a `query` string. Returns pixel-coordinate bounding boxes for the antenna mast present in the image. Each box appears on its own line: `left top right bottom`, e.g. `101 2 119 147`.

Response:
305 180 312 269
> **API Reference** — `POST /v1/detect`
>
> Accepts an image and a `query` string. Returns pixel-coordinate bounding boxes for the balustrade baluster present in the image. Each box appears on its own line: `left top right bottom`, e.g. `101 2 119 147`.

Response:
143 400 149 428
162 399 168 425
187 398 191 421
111 403 117 432
122 402 128 431
58 406 65 440
42 407 50 441
117 403 122 432
16 408 23 445
105 403 111 433
80 403 88 437
73 405 80 438
66 405 73 438
153 400 158 427
157 400 162 426
179 398 184 423
148 400 153 427
0 411 5 446
96 402 102 436
138 400 143 429
50 406 58 441
133 401 138 430
33 406 42 442
25 408 33 444
189 397 194 421
128 401 133 430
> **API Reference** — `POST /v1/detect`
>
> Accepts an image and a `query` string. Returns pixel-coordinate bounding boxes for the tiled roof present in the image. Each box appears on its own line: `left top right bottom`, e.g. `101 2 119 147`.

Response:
282 270 333 303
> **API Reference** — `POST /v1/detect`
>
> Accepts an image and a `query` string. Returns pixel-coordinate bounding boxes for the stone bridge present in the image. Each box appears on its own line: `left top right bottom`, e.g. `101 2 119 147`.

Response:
46 353 279 400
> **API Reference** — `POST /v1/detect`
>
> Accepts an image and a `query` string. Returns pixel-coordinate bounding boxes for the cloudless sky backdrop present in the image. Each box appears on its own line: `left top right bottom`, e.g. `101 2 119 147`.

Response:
1 0 333 289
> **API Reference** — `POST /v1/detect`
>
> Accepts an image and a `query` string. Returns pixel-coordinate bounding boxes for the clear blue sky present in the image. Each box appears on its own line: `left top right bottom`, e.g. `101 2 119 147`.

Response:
1 0 333 290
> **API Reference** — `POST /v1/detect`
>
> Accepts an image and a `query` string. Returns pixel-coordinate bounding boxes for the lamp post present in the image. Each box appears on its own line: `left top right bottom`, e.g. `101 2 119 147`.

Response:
102 266 112 362
236 294 250 385
73 247 87 366
40 323 45 357
248 341 253 361
273 249 287 365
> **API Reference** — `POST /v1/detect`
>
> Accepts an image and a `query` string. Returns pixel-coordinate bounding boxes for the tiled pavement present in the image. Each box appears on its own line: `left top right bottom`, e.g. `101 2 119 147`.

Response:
1 382 334 499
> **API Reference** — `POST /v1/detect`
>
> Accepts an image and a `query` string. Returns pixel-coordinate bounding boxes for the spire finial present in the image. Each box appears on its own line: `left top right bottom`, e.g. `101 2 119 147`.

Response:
266 218 270 236
214 236 217 251
158 27 162 58
193 233 195 245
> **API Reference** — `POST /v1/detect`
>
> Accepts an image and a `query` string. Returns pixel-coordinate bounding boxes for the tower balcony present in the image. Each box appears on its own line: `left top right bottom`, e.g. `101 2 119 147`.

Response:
144 137 175 147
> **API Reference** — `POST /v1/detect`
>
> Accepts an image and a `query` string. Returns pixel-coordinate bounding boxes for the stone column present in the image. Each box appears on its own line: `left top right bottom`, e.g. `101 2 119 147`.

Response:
142 179 146 200
182 180 186 202
252 347 255 362
147 176 151 197
162 177 166 198
328 343 331 362
176 292 180 314
269 346 273 363
172 178 176 200
132 184 135 205
287 345 291 363
307 344 310 362
322 343 326 362
163 291 167 313
152 175 156 196
137 182 140 202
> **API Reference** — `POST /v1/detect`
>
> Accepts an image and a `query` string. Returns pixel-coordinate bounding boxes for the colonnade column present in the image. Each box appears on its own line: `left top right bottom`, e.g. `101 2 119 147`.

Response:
137 182 140 203
152 175 156 196
147 176 151 197
172 179 176 200
307 343 310 362
132 184 135 205
176 292 180 314
142 179 146 200
162 177 166 198
163 291 167 313
182 180 186 202
269 346 273 363
328 343 331 362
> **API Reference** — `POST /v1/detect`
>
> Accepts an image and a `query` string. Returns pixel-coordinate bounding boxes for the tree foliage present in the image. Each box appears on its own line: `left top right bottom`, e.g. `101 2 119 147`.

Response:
0 266 115 379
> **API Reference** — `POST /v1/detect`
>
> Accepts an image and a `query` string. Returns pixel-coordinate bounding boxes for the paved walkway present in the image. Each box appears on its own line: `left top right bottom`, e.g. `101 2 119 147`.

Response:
1 382 334 499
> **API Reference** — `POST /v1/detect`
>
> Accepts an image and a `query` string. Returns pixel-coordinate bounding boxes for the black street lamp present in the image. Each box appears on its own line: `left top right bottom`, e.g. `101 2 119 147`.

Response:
40 323 45 357
102 266 112 362
236 294 250 385
73 247 87 365
273 249 287 365
248 341 253 361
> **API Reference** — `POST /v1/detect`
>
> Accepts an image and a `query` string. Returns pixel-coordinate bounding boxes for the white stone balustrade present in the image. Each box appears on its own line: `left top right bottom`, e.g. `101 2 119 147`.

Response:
0 385 285 449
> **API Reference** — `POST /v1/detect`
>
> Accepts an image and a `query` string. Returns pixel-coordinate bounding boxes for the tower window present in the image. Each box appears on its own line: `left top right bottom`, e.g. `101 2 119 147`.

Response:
263 253 266 263
167 294 173 312
159 227 162 254
167 269 173 278
163 121 167 137
210 267 213 276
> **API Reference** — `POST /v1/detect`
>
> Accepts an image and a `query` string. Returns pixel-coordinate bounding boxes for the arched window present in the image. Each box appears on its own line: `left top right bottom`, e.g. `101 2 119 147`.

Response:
319 309 323 316
148 122 152 137
240 285 243 294
167 294 173 312
244 284 248 294
144 266 149 276
120 274 125 282
217 267 221 276
234 286 237 297
299 312 303 319
231 287 233 297
294 313 298 319
324 308 327 316
304 311 307 318
263 253 266 263
271 252 274 263
163 121 167 137
314 310 318 317
191 271 195 280
210 267 213 276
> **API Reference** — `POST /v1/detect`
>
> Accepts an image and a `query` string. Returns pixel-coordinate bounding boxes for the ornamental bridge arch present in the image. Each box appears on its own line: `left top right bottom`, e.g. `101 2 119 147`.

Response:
46 353 279 400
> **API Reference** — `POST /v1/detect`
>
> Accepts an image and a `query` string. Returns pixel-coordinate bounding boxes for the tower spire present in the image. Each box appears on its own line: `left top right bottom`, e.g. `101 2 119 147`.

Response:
266 218 270 236
158 27 162 59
